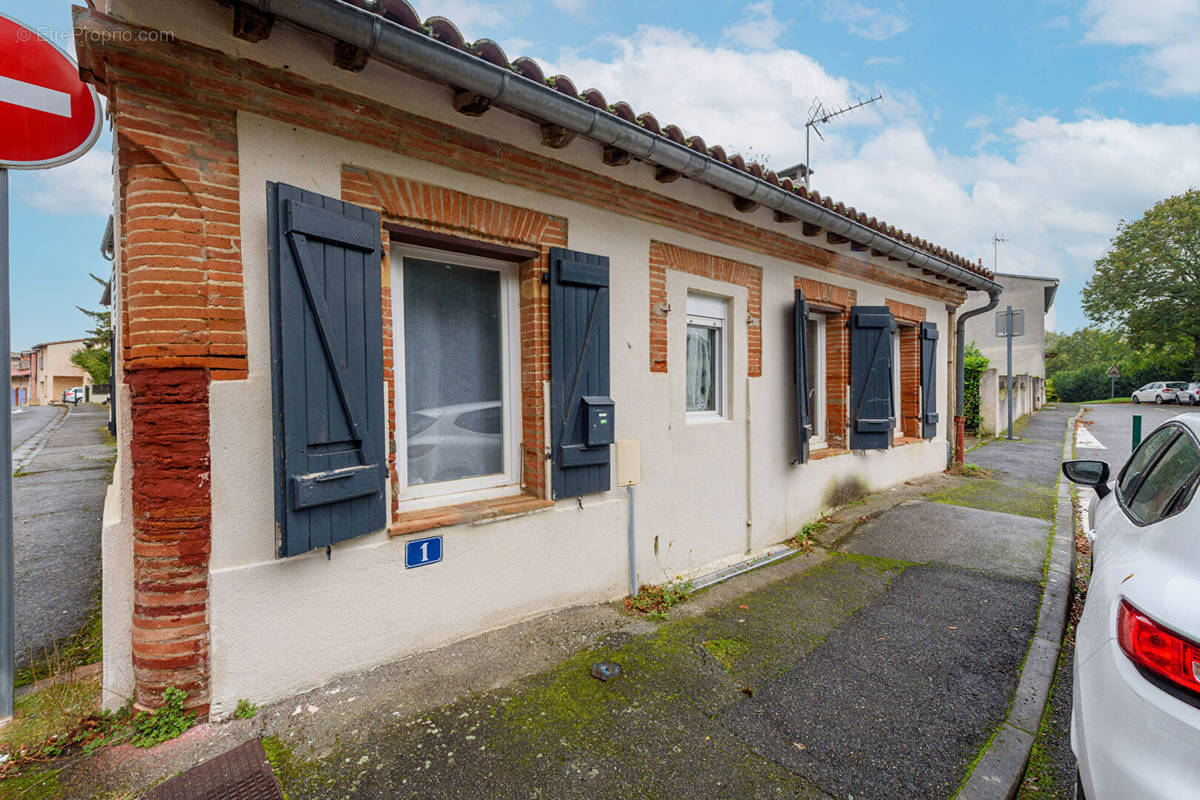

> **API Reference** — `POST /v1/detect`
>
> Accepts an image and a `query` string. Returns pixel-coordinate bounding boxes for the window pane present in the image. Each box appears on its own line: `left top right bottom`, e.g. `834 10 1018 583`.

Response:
1118 427 1177 502
686 325 717 412
805 318 820 437
403 258 504 486
1129 434 1200 523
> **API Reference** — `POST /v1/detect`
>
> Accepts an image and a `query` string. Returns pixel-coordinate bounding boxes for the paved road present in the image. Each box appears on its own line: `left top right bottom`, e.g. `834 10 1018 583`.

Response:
1010 400 1189 799
11 404 113 671
1075 401 1184 471
10 405 61 452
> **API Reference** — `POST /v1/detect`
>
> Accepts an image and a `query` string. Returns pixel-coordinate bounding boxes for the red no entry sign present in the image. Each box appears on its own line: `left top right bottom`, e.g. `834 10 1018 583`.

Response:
0 13 101 169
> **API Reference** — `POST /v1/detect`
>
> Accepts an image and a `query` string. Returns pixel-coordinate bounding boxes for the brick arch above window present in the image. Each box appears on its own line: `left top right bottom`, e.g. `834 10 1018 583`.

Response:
341 166 567 507
886 298 927 325
649 242 763 376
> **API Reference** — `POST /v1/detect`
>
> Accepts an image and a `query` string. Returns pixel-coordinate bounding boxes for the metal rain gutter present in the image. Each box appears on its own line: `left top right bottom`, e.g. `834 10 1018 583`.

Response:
230 0 1002 295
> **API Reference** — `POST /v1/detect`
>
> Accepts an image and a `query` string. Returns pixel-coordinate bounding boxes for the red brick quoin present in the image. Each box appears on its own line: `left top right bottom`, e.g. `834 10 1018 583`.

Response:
128 368 211 714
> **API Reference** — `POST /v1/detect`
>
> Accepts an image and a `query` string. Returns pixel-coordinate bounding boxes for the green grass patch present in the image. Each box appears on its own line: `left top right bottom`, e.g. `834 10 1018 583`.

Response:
787 516 832 550
233 699 258 720
0 767 64 800
927 479 1057 521
0 677 99 762
1081 397 1132 404
15 597 102 689
701 638 750 672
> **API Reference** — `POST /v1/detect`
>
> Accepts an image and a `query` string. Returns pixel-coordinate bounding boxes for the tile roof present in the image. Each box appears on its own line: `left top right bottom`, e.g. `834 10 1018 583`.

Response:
349 0 992 281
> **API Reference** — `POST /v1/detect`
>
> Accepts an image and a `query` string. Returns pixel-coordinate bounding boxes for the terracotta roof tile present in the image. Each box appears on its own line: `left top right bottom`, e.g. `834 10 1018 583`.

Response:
358 0 992 280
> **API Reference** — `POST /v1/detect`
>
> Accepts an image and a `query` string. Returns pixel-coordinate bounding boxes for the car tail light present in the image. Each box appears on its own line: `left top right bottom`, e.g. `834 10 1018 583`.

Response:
1118 600 1200 696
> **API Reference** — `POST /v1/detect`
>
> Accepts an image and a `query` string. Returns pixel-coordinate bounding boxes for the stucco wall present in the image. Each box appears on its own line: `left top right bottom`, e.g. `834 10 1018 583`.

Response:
962 274 1054 379
107 0 957 715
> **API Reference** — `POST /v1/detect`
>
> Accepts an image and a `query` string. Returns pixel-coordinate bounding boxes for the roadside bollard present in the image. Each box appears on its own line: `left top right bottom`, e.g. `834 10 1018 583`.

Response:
1132 414 1142 449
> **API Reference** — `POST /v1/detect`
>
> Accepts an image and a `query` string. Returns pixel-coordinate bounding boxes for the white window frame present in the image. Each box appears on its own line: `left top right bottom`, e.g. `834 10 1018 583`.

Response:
806 312 827 449
391 243 522 509
892 328 902 433
685 293 727 421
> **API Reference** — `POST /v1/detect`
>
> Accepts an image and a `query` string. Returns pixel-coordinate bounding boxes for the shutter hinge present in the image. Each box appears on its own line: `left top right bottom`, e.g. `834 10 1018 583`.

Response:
326 545 332 561
541 271 550 284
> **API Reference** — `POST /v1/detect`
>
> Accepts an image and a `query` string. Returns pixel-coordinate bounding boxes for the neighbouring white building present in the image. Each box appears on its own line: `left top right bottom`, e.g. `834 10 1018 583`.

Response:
962 272 1059 435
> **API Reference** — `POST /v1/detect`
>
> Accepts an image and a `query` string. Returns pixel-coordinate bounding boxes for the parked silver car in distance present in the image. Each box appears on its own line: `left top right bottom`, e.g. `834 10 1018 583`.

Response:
1062 413 1200 799
1131 381 1184 404
1178 383 1200 406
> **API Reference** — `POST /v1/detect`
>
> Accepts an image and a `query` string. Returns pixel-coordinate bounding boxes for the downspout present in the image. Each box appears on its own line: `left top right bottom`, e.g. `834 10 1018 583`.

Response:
224 0 1000 294
953 286 1002 463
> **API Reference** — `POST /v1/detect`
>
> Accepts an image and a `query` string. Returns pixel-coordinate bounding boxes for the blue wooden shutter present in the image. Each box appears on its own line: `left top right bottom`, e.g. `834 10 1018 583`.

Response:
794 288 810 464
849 306 895 450
550 247 612 498
920 321 939 439
267 182 386 557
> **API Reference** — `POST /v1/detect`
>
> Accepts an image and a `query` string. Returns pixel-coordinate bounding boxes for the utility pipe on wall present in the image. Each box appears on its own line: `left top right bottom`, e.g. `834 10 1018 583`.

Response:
954 289 1001 463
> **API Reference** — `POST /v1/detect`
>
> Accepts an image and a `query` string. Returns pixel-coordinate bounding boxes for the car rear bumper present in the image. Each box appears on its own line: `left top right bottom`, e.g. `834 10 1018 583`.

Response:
1073 638 1200 798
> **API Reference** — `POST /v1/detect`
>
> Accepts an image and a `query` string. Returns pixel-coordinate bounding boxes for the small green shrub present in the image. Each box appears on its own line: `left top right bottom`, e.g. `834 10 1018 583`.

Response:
131 687 194 748
622 581 693 620
233 699 258 720
963 342 989 433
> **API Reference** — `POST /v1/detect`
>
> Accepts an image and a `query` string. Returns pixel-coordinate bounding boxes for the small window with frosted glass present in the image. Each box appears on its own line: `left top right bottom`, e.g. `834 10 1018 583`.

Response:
686 293 727 419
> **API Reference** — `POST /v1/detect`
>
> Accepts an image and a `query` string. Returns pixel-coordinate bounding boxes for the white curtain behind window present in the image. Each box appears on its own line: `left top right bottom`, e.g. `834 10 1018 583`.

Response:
686 326 715 412
404 258 504 485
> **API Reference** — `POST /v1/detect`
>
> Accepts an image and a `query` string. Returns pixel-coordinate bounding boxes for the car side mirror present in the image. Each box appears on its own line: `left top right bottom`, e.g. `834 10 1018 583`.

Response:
1062 460 1111 498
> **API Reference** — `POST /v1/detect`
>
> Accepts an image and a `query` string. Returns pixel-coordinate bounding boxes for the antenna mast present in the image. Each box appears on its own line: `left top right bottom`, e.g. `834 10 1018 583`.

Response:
992 233 1007 271
798 93 883 188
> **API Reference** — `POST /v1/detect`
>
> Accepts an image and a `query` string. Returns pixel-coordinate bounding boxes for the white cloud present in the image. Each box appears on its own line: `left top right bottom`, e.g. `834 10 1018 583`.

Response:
865 55 903 66
546 26 882 166
1082 0 1200 95
22 149 112 217
549 0 587 12
543 25 1200 322
822 2 911 41
723 2 788 51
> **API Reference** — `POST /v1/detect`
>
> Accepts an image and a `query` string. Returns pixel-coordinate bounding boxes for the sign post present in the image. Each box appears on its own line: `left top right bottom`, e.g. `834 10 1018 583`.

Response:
1106 364 1121 399
0 13 102 726
995 307 1025 440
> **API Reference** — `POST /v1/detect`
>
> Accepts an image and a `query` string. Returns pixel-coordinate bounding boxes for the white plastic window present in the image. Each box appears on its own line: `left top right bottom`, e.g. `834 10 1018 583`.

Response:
806 312 826 447
392 244 521 506
686 293 726 418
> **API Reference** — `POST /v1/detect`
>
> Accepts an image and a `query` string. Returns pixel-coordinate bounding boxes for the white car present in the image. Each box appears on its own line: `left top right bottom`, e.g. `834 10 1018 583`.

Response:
1131 382 1180 404
1063 414 1200 799
406 401 503 486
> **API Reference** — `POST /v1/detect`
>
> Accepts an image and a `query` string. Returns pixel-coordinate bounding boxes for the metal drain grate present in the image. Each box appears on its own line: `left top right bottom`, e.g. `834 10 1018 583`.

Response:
141 739 283 800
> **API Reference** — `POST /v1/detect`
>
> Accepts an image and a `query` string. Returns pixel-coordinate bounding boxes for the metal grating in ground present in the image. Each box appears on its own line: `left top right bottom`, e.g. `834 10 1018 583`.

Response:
141 738 283 800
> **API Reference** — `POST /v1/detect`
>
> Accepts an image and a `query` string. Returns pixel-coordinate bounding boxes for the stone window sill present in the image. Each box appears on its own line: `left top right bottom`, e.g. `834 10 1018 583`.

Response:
892 436 924 447
388 494 554 537
809 447 850 461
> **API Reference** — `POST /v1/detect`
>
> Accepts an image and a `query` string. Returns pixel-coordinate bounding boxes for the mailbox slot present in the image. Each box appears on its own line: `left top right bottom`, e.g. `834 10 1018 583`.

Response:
582 396 614 447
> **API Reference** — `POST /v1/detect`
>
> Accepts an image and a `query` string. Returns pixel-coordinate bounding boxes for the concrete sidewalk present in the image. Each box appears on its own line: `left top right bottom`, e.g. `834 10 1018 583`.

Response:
54 406 1075 800
12 404 114 672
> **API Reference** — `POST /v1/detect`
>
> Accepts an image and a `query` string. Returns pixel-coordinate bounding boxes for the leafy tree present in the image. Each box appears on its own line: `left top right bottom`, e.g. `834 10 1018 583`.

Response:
71 274 112 384
1082 189 1200 379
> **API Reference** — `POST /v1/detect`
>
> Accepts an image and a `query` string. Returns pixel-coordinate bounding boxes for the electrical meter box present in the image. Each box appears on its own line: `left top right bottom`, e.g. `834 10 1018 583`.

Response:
581 396 615 447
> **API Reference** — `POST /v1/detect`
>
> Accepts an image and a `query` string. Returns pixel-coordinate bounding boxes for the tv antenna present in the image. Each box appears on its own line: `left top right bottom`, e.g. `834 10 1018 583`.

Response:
785 94 883 188
992 233 1007 271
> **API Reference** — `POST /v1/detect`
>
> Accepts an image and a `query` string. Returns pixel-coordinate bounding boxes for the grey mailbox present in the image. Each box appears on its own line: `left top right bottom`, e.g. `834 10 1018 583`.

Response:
582 396 614 447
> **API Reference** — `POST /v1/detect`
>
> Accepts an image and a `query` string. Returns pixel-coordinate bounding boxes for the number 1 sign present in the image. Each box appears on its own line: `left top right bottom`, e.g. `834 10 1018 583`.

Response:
405 535 443 569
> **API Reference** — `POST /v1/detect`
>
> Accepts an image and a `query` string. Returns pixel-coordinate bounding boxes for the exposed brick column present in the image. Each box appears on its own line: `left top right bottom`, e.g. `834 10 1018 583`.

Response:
128 368 211 715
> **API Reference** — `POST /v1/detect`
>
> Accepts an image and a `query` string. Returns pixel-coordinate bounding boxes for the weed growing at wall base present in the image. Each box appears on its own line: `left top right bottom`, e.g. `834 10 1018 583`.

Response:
623 581 693 620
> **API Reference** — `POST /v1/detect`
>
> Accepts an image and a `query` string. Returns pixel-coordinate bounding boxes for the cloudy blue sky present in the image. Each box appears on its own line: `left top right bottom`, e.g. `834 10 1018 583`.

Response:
5 0 1200 348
